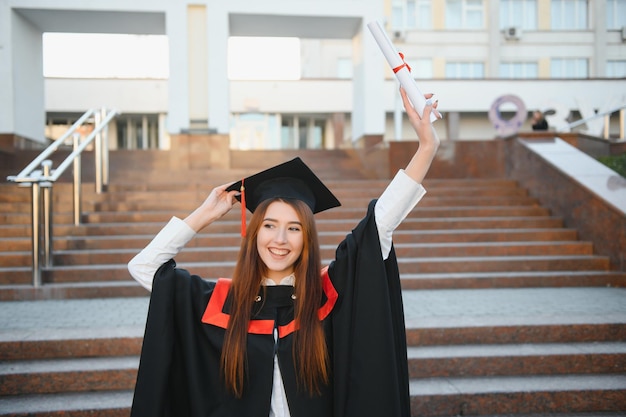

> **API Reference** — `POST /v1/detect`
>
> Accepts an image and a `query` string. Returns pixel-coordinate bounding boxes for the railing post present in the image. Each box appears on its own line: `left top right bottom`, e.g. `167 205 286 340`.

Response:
8 107 119 287
41 160 54 268
94 110 103 194
620 109 625 140
73 133 82 226
101 107 110 190
603 114 610 140
30 179 42 287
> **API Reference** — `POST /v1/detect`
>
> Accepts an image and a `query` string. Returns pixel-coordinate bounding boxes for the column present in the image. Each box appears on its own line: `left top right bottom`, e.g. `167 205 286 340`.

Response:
1 6 45 143
352 19 385 145
187 4 209 131
593 0 607 78
165 3 189 134
206 5 229 134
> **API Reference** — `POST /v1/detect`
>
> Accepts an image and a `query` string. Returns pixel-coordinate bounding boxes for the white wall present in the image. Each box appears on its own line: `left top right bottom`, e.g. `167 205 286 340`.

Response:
10 9 45 142
0 1 14 135
45 79 168 113
45 76 625 141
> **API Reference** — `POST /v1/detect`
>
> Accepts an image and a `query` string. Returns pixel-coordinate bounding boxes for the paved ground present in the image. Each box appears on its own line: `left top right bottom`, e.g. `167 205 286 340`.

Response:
1 287 626 342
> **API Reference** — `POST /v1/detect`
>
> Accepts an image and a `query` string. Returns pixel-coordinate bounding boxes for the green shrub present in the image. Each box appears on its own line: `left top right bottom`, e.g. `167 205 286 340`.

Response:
598 153 626 178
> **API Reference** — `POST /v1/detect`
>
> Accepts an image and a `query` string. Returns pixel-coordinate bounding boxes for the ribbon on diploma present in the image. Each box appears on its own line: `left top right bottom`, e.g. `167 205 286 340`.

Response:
367 21 440 123
392 52 411 73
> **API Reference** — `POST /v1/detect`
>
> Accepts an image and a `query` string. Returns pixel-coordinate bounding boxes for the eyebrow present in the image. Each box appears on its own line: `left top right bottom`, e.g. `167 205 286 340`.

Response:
263 217 302 226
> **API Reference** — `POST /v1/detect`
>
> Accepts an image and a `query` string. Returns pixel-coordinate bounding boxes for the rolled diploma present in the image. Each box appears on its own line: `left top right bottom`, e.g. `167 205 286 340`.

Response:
367 21 438 123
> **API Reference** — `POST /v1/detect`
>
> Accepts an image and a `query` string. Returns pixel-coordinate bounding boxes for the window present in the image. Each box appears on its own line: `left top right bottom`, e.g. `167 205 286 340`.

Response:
500 62 538 78
282 116 326 149
446 62 485 78
337 58 353 79
230 114 327 150
43 33 169 79
606 0 626 29
551 0 588 30
550 58 588 78
411 58 434 79
116 115 160 150
392 0 432 30
500 0 538 30
230 113 280 150
228 37 301 80
446 0 484 29
607 60 626 78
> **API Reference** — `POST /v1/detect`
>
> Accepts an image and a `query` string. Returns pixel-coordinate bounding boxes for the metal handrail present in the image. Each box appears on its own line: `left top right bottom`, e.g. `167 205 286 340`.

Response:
6 107 119 287
567 104 625 140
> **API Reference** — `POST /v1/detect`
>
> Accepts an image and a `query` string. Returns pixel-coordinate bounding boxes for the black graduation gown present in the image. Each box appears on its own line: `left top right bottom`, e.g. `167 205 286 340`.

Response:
131 200 410 417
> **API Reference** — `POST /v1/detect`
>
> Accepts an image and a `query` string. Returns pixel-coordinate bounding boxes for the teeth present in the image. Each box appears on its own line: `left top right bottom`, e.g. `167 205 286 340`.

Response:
269 248 289 256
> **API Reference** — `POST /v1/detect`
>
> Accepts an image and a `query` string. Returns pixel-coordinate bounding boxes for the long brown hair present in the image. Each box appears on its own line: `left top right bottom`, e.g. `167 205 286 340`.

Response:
221 198 329 397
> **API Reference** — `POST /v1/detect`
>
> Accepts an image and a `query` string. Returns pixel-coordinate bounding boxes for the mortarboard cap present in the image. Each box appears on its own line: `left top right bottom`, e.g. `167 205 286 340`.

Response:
226 158 341 236
226 157 341 214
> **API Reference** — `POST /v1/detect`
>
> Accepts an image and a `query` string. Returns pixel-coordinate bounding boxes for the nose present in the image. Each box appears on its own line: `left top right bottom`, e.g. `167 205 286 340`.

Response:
273 227 288 244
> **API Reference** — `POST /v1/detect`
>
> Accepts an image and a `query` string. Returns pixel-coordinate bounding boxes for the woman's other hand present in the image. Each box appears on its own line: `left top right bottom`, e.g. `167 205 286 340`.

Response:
184 183 239 232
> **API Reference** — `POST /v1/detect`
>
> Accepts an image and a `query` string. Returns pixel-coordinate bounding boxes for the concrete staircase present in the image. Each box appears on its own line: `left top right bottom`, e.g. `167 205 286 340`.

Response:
1 150 625 416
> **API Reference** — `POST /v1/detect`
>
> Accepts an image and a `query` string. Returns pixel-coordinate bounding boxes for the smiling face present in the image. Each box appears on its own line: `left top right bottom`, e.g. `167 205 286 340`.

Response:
256 200 304 283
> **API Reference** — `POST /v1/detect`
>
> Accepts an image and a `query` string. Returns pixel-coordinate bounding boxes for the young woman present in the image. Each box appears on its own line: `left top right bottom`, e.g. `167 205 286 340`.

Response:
128 88 440 417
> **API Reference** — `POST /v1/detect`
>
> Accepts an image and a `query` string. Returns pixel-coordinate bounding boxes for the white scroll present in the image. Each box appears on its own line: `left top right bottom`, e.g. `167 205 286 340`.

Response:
367 20 439 123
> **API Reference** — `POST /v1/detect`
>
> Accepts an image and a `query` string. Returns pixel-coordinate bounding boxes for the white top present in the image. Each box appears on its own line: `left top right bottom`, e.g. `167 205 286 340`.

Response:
127 169 426 417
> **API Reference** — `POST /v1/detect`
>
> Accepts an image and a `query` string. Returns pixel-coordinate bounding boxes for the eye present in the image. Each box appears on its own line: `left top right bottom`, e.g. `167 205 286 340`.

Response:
263 222 275 229
288 225 302 232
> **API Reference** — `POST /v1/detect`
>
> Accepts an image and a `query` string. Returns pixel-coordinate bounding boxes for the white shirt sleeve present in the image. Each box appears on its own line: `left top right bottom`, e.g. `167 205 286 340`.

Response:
127 216 196 291
375 170 426 260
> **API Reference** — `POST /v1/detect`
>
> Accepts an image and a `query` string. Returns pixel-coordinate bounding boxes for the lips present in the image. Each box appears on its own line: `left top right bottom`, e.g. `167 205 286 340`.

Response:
268 248 290 256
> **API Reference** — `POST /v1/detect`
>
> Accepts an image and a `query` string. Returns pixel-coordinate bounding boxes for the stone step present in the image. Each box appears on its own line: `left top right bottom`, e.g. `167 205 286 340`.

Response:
34 184 528 201
0 196 546 226
3 318 624 362
0 190 535 216
0 228 580 250
94 178 520 192
1 338 623 379
0 254 612 285
0 185 527 206
0 202 81 212
100 194 541 208
405 324 626 347
0 391 133 417
395 255 610 274
401 271 626 289
2 343 624 396
0 281 147 301
0 205 552 226
78 205 551 224
0 380 624 417
3 270 625 301
1 212 77 226
2 241 589 268
74 217 570 235
0 190 104 205
409 374 626 416
0 286 623 415
407 342 626 378
2 253 614 285
0 217 569 239
0 356 139 396
0 336 142 362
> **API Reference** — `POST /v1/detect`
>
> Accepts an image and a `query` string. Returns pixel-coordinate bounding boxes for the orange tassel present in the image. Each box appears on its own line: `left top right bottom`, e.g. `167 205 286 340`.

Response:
240 179 246 237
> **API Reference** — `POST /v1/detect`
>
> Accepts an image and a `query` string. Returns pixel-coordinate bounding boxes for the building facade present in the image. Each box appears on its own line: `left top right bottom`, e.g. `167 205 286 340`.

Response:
1 0 625 155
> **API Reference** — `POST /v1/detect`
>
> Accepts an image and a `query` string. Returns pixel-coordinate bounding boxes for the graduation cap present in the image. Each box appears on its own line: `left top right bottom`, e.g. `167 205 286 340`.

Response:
226 157 341 236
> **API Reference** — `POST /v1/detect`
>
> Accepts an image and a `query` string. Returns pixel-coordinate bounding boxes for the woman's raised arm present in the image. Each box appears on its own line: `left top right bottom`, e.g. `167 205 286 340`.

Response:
374 88 441 259
400 87 441 183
